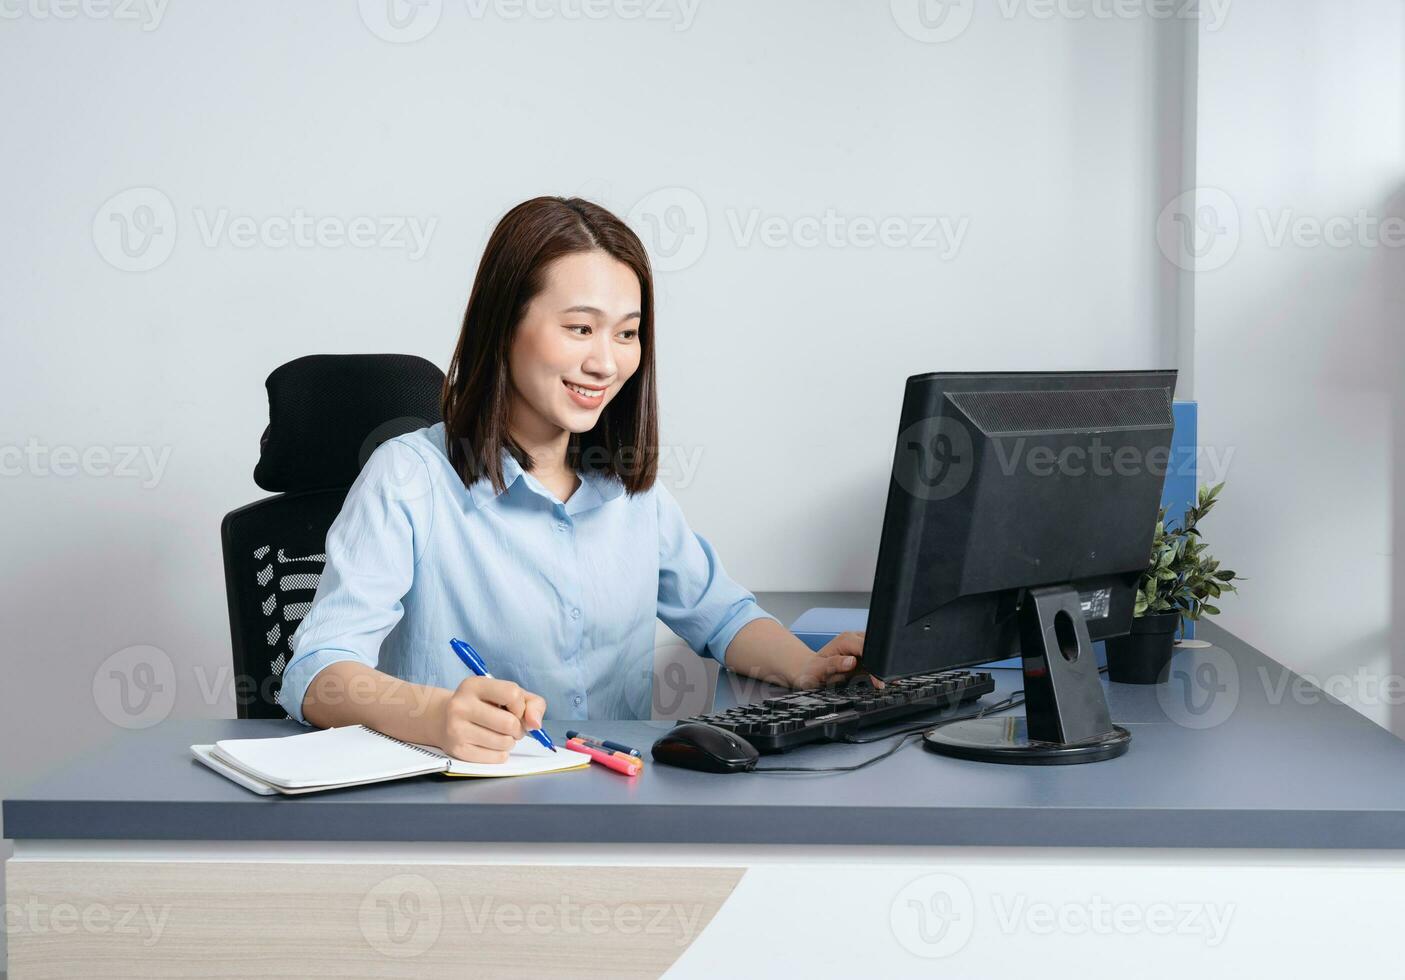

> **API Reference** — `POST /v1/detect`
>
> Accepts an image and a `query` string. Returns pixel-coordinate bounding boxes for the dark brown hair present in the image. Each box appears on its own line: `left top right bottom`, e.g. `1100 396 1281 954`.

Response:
441 196 659 496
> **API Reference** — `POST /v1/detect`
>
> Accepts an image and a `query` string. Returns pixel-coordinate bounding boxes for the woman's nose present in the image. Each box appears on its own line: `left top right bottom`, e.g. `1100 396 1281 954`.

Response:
580 335 616 379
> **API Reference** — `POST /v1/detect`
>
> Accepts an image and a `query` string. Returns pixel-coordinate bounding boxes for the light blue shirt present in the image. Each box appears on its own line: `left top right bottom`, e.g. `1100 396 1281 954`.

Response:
280 422 778 724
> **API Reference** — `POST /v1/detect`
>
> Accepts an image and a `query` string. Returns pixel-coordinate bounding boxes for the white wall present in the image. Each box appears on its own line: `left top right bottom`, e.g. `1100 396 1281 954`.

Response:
0 3 1188 968
1193 0 1405 734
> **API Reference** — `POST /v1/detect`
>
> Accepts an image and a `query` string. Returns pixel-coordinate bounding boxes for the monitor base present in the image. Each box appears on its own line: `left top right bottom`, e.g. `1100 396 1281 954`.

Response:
923 717 1131 765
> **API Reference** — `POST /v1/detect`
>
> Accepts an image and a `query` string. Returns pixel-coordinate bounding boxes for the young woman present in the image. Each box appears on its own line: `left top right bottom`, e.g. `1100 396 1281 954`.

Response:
281 197 866 763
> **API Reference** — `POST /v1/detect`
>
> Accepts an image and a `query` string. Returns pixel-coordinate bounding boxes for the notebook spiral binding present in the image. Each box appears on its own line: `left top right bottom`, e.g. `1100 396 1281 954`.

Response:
359 725 444 760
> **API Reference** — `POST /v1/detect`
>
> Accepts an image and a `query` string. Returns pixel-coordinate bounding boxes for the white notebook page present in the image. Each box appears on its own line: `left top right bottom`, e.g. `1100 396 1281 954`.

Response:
210 725 445 789
205 725 591 790
411 736 592 777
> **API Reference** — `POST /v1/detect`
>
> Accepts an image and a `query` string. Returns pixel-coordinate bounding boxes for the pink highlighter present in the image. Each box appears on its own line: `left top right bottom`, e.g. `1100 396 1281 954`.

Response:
566 738 642 776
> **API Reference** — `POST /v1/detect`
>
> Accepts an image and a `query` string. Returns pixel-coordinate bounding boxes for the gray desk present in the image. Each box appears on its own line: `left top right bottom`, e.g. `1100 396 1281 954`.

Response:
8 596 1405 977
7 615 1405 850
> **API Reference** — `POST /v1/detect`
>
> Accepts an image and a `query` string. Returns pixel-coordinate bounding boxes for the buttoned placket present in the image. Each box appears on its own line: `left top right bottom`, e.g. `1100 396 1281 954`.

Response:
553 500 588 717
511 458 615 721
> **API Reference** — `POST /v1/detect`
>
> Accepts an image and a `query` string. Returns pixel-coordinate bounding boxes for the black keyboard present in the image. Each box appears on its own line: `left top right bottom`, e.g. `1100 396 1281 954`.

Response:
679 669 997 753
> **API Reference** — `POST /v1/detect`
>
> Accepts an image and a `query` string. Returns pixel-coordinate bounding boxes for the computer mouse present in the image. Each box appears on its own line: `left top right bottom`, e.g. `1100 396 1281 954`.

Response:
651 723 760 773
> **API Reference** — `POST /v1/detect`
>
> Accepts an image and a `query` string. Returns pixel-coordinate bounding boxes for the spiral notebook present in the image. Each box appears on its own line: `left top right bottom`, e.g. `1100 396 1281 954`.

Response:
191 724 589 795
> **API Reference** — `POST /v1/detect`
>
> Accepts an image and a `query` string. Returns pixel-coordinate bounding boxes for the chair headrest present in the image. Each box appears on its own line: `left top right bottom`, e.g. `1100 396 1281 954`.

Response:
253 353 445 493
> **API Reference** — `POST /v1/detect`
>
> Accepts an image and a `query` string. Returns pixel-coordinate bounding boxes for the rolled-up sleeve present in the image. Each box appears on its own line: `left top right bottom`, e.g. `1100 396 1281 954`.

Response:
655 481 779 665
279 438 433 725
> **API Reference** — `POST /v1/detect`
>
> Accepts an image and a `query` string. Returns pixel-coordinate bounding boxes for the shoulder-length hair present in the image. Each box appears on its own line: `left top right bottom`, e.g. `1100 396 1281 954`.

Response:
441 196 659 496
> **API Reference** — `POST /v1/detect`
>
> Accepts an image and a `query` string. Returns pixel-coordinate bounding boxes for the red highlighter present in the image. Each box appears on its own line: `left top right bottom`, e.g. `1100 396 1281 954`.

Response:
566 738 642 776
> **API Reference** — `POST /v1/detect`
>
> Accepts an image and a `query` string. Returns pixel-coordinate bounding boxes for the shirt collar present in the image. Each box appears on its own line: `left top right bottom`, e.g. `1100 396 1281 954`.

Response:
464 442 626 514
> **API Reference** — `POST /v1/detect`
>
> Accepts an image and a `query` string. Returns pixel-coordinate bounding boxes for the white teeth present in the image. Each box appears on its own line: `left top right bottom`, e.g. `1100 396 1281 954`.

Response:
566 383 603 398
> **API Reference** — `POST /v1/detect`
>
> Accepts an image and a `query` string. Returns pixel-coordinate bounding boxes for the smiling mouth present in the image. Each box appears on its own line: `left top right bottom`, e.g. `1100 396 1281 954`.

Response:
563 379 607 401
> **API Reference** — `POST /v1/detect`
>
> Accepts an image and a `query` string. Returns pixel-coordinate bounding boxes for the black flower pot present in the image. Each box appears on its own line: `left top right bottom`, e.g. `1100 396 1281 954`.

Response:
1106 612 1181 684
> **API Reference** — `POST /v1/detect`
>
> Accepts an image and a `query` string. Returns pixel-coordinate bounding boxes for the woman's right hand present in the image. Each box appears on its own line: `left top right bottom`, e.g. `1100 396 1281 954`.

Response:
433 676 547 763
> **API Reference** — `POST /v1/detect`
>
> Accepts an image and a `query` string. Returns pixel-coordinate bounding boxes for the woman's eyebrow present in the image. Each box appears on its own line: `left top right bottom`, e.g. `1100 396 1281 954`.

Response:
560 304 642 321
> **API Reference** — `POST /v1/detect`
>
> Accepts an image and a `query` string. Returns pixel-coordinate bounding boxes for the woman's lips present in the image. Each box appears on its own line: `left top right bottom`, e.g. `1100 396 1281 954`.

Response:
563 379 606 408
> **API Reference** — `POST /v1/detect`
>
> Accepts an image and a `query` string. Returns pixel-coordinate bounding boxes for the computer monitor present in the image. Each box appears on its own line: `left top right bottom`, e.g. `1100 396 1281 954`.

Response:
862 369 1178 764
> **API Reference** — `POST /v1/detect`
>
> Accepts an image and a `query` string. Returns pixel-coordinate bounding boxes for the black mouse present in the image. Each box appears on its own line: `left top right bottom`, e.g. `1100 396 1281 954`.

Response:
652 723 759 773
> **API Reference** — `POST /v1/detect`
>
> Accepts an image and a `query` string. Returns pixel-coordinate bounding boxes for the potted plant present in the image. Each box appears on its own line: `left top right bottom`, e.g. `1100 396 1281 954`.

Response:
1106 482 1239 684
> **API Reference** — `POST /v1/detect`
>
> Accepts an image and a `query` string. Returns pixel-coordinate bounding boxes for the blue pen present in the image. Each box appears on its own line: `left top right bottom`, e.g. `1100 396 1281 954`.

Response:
566 730 642 759
450 638 556 753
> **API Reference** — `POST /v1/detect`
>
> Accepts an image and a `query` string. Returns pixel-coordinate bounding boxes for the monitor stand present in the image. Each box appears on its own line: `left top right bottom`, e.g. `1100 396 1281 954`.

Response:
923 584 1131 765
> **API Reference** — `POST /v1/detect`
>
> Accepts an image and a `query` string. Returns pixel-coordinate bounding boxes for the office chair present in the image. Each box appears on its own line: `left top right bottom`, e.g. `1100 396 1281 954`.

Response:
221 353 445 719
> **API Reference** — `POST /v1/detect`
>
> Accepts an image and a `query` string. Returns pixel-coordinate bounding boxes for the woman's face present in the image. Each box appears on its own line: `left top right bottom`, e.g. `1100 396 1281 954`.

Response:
508 249 643 441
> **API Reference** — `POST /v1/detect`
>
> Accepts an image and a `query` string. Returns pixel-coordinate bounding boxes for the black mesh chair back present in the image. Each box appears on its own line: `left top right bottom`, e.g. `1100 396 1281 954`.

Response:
221 353 444 719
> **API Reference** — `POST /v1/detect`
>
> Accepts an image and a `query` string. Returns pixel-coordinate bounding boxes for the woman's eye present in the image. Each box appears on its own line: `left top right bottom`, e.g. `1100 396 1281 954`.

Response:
619 330 638 341
567 324 591 335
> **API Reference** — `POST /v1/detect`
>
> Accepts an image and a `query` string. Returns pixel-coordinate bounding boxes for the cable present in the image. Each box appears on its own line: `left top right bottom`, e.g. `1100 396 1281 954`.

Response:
749 663 1111 773
838 690 1025 744
751 690 1023 772
846 662 1106 745
751 729 926 773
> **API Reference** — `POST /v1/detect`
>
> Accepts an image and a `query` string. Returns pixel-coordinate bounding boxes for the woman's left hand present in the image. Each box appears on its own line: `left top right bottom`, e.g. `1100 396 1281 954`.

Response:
788 630 868 689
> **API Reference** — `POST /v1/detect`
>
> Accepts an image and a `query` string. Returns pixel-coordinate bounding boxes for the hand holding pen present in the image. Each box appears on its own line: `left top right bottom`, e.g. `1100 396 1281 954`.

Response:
431 638 551 764
450 639 555 753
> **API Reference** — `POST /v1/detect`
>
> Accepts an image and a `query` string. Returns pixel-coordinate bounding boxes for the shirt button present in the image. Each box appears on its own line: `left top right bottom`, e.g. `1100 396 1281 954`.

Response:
570 608 581 620
555 521 568 531
574 696 583 706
